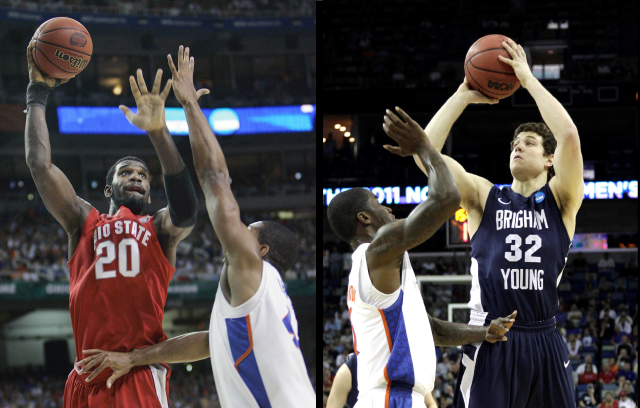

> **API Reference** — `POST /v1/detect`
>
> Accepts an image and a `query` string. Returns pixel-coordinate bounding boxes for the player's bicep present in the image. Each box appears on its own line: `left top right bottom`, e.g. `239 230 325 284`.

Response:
326 364 351 408
550 132 584 213
156 207 195 243
30 164 91 234
202 179 262 265
414 154 482 212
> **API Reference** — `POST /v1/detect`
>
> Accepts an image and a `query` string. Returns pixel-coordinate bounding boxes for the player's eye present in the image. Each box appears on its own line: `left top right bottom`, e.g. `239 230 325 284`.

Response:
121 171 128 176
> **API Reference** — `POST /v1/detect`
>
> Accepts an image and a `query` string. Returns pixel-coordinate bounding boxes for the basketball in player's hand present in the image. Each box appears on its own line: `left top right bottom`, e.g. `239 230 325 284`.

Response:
464 34 520 99
31 17 93 79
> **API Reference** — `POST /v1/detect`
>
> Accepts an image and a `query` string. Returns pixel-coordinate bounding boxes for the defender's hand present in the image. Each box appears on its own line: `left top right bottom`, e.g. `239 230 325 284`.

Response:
498 39 534 88
76 349 135 388
486 310 517 343
119 68 172 132
27 41 73 88
167 45 210 107
456 78 499 105
382 106 431 157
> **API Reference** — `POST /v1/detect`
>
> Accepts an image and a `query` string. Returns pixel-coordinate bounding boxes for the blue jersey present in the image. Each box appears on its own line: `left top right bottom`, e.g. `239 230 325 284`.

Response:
468 184 571 321
345 353 358 408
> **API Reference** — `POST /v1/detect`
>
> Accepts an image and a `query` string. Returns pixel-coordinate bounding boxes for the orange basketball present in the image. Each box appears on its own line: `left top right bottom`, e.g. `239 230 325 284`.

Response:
464 34 520 99
31 17 93 79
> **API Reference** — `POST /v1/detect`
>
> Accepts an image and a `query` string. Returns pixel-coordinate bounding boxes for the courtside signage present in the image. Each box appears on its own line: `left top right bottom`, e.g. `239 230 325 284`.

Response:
323 180 638 206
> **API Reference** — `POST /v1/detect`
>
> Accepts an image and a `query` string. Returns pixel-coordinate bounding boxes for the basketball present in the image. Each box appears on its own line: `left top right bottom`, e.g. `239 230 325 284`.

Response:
31 17 92 79
464 34 520 99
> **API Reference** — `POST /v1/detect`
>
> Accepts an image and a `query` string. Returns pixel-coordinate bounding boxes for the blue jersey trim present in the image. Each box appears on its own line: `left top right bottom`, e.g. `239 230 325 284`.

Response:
226 315 272 408
381 290 415 387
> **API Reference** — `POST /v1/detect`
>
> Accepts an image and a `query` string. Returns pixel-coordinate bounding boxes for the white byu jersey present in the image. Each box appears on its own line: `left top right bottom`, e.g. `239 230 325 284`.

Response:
209 261 315 407
347 243 437 404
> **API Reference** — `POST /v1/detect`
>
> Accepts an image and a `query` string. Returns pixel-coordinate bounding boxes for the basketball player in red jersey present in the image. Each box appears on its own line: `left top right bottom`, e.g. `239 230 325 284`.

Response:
24 42 206 407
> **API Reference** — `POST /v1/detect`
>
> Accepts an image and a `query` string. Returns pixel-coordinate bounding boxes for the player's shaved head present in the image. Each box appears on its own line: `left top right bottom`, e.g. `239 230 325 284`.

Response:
327 187 372 243
106 156 149 187
250 221 299 275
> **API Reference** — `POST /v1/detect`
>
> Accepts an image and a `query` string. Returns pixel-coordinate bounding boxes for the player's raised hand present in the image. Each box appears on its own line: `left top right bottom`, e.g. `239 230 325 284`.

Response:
119 68 171 133
382 107 432 157
498 39 534 88
76 349 135 388
456 77 499 105
167 45 210 106
26 41 73 88
486 310 517 343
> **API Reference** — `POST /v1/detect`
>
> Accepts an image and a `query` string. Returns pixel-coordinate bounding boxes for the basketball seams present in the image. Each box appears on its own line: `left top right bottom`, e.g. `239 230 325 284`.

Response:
38 27 91 36
465 61 502 98
33 46 76 74
33 39 92 57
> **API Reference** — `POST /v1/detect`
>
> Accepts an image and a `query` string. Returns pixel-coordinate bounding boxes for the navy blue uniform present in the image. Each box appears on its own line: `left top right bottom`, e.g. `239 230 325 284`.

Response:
453 184 575 408
344 353 358 408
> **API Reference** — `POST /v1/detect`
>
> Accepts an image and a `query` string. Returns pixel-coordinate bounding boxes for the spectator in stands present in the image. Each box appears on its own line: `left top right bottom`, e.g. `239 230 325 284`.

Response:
616 335 635 360
585 282 599 302
612 325 625 345
335 348 349 367
617 390 636 408
578 355 598 376
600 391 619 408
618 361 637 385
568 303 584 328
615 309 633 334
619 381 636 401
421 258 437 274
599 277 614 293
610 358 619 376
579 383 599 407
323 368 333 394
601 362 618 385
614 276 628 291
435 257 448 273
579 363 599 385
582 327 599 352
616 349 633 367
598 253 616 272
324 315 342 332
573 252 589 272
567 333 583 362
439 383 455 408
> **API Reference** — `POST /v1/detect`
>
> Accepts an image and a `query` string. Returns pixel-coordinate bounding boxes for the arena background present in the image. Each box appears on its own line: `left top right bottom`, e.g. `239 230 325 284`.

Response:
322 0 637 407
0 0 316 406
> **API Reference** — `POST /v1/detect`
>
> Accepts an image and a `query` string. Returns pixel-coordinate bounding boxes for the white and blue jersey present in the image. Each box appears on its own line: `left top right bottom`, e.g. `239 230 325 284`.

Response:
347 243 436 408
209 261 315 408
468 184 571 321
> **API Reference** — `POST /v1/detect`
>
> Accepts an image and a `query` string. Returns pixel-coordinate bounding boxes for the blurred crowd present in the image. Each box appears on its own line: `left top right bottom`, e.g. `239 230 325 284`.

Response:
0 367 230 407
0 0 315 18
0 207 316 282
323 246 638 407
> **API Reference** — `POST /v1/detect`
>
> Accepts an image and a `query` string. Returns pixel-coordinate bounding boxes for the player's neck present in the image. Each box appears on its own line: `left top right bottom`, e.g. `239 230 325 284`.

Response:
511 173 547 198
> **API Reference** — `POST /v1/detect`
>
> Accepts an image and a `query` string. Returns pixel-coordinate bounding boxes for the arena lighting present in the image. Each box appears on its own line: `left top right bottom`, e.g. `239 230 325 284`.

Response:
334 124 341 129
323 138 326 143
349 137 355 143
340 126 346 131
323 180 638 206
344 132 351 137
112 85 122 95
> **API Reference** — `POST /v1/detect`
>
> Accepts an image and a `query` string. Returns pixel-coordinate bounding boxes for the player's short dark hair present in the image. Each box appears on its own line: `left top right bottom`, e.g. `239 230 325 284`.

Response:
327 187 372 243
510 122 557 182
106 156 149 187
257 221 299 274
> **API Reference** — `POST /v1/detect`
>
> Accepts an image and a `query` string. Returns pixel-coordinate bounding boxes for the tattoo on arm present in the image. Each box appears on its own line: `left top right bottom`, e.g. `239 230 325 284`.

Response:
428 314 486 347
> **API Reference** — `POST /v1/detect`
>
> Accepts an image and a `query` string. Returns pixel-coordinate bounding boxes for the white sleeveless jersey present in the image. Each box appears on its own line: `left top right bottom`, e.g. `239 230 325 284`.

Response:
346 243 437 402
209 261 315 408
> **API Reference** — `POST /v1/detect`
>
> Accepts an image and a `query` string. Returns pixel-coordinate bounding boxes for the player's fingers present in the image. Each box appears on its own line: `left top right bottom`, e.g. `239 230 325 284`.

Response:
189 56 194 72
136 69 148 94
76 354 99 369
178 45 184 71
151 69 163 94
501 41 516 57
160 79 172 101
508 310 517 319
184 47 190 68
79 355 104 374
107 372 123 388
27 43 35 63
82 349 104 355
498 55 513 65
385 109 403 125
382 123 403 142
128 75 141 101
167 54 178 75
195 88 210 100
86 359 109 382
383 145 403 156
394 106 414 124
119 105 135 124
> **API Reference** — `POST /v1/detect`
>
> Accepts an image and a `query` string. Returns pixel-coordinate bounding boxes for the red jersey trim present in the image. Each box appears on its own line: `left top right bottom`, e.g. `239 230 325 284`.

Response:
234 315 254 369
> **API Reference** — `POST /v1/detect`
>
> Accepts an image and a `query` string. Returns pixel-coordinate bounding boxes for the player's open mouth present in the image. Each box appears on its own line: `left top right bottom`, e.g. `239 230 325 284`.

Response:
514 155 522 160
126 186 145 195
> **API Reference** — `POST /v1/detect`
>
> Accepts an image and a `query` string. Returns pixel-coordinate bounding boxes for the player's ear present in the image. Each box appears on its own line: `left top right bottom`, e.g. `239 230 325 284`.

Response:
104 184 112 198
545 153 554 169
259 244 269 257
357 211 372 225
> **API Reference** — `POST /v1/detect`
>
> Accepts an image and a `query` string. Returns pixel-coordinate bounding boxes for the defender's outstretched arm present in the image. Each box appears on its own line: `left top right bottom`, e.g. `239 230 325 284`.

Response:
168 46 262 306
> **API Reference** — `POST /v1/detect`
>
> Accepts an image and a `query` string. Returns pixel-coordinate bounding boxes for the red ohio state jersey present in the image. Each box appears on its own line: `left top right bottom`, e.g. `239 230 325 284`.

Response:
69 206 175 384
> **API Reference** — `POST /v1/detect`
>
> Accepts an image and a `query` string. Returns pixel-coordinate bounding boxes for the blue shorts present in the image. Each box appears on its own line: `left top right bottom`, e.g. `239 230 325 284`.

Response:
453 314 575 408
